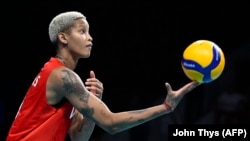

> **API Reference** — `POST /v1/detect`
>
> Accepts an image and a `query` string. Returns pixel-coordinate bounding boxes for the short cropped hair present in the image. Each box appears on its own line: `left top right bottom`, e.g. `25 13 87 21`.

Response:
48 11 86 45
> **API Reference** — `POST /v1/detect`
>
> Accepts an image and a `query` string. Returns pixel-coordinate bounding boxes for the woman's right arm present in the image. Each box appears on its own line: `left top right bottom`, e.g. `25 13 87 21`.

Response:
53 67 200 134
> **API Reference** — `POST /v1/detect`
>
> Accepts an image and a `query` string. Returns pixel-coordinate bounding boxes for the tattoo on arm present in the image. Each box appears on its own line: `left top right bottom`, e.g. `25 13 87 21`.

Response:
61 70 89 103
61 70 95 120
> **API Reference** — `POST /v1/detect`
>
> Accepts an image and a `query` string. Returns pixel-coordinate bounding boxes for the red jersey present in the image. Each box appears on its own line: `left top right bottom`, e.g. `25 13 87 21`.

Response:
6 57 74 141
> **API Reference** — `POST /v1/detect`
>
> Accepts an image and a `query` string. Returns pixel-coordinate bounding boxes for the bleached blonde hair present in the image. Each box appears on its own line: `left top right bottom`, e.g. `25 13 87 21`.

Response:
48 11 86 45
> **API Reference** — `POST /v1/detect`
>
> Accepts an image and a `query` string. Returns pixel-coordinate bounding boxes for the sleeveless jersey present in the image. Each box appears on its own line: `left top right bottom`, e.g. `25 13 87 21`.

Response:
6 57 74 141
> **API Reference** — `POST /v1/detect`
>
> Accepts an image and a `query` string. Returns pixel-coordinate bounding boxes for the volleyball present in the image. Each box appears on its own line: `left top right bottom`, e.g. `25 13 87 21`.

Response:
181 40 225 83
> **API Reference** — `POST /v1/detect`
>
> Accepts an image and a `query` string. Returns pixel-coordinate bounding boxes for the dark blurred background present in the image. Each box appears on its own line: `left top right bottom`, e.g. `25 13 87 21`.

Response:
1 1 250 141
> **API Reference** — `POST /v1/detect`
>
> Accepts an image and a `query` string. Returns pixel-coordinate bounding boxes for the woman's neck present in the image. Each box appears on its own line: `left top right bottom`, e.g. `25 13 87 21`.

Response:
55 54 78 70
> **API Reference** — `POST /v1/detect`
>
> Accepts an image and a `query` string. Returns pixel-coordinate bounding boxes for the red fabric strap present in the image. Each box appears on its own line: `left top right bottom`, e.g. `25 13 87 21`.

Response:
163 101 173 112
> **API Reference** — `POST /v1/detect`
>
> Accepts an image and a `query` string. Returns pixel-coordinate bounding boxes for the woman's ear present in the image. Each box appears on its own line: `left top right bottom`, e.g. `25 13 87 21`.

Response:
58 32 68 45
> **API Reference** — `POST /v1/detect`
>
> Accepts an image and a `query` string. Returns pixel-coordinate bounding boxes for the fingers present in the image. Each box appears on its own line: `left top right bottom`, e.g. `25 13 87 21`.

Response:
90 70 95 78
85 70 103 98
86 74 102 89
85 80 103 99
165 83 172 94
164 81 200 110
86 86 103 95
165 81 200 97
86 70 97 95
178 81 201 96
85 80 103 91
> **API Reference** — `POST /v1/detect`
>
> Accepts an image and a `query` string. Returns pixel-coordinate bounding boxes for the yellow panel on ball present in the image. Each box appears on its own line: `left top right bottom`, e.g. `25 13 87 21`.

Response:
181 40 225 83
183 40 214 67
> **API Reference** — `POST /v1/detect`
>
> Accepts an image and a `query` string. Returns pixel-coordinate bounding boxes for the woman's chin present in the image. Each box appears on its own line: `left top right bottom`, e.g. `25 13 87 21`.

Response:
80 53 91 58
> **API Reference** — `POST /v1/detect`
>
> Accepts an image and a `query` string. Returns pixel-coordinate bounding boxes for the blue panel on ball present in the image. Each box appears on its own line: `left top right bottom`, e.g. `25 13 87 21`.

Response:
181 59 203 72
182 45 221 83
206 45 221 70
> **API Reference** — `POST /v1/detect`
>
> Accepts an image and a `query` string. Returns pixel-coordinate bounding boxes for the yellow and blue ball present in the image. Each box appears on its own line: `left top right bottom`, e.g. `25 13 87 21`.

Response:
181 40 225 83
